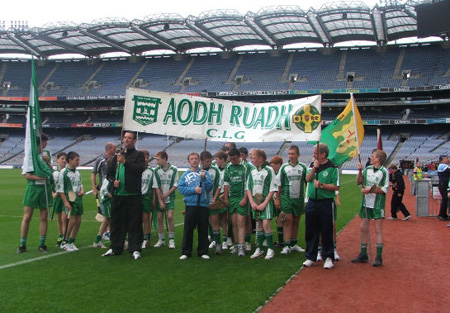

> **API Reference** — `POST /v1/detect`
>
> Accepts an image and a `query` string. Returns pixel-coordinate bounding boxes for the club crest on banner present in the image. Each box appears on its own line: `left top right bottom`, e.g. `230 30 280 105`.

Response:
292 104 321 133
132 95 161 126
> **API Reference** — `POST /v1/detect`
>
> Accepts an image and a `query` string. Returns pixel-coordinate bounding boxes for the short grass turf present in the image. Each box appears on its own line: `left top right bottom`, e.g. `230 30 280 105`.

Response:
0 169 361 313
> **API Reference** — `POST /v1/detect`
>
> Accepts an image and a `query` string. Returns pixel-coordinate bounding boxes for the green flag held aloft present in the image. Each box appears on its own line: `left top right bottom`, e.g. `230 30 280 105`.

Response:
320 95 364 165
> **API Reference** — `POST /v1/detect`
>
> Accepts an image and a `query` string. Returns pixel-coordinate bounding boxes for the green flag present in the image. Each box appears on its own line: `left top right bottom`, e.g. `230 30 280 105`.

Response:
320 96 364 165
22 58 52 179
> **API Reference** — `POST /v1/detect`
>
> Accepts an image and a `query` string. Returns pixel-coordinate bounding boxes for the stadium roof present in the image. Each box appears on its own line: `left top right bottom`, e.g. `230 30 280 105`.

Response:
0 0 439 59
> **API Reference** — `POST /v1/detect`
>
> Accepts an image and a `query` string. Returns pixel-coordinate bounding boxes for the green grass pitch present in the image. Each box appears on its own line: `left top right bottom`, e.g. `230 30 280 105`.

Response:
0 169 361 313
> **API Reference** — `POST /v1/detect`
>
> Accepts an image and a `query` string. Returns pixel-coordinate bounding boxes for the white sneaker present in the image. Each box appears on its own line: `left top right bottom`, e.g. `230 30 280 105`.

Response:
201 254 210 260
61 243 75 252
334 249 340 261
226 237 233 247
154 239 165 248
290 244 305 252
93 241 107 249
209 241 216 249
102 232 110 241
263 239 267 247
221 241 228 250
324 257 334 269
244 242 252 251
265 248 275 260
302 259 315 267
316 252 323 262
215 245 222 255
179 255 188 260
238 247 245 257
281 246 291 255
141 240 148 249
132 251 141 260
230 245 238 255
168 239 175 249
71 243 79 251
102 248 115 257
124 240 129 250
250 248 264 259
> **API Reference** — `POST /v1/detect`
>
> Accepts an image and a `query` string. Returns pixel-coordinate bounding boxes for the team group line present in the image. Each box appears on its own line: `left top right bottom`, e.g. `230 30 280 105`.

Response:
17 131 395 269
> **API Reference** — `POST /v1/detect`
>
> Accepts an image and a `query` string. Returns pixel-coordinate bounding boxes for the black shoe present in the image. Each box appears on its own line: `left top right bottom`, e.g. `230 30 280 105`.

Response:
16 245 26 254
351 253 368 263
273 241 282 248
38 245 48 253
372 256 383 267
438 215 448 221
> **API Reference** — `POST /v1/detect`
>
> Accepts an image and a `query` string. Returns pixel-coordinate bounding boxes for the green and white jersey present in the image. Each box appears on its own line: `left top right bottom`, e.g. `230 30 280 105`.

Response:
52 168 61 192
306 161 339 200
246 164 277 198
360 165 389 209
224 163 248 199
205 165 221 204
277 161 307 199
217 166 226 194
153 163 178 204
56 167 82 194
100 177 112 202
141 166 156 195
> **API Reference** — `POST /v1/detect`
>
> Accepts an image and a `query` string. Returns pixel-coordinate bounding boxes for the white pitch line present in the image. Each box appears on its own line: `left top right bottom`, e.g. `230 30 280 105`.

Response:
0 246 89 270
0 223 185 270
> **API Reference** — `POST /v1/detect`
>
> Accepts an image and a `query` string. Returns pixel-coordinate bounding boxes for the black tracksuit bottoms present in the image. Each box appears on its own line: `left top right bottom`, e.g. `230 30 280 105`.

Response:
305 198 334 262
181 205 209 257
110 195 143 254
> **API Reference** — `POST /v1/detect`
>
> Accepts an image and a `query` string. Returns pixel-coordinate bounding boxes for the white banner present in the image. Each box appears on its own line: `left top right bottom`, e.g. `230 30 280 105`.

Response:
123 88 322 142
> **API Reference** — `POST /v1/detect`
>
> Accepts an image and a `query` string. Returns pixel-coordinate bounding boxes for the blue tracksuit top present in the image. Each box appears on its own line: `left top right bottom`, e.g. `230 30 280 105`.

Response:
178 168 213 207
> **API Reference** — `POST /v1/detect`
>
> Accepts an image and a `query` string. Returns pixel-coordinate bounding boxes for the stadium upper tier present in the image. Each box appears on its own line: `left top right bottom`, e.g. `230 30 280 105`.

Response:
1 43 449 98
0 1 437 59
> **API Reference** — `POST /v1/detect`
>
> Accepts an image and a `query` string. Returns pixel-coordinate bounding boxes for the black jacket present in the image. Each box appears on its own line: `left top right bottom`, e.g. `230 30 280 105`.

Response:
107 147 145 194
390 170 405 194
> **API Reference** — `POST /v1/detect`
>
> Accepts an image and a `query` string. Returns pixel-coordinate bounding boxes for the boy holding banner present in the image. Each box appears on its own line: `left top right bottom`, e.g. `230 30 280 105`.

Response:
179 152 213 260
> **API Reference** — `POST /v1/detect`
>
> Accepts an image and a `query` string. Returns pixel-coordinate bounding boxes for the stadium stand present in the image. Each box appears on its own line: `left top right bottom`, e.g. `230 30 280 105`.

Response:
1 2 450 172
2 44 450 98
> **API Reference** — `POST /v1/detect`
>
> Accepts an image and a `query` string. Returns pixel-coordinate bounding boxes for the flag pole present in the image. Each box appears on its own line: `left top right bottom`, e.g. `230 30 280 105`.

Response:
31 56 51 215
350 93 362 161
351 93 373 265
